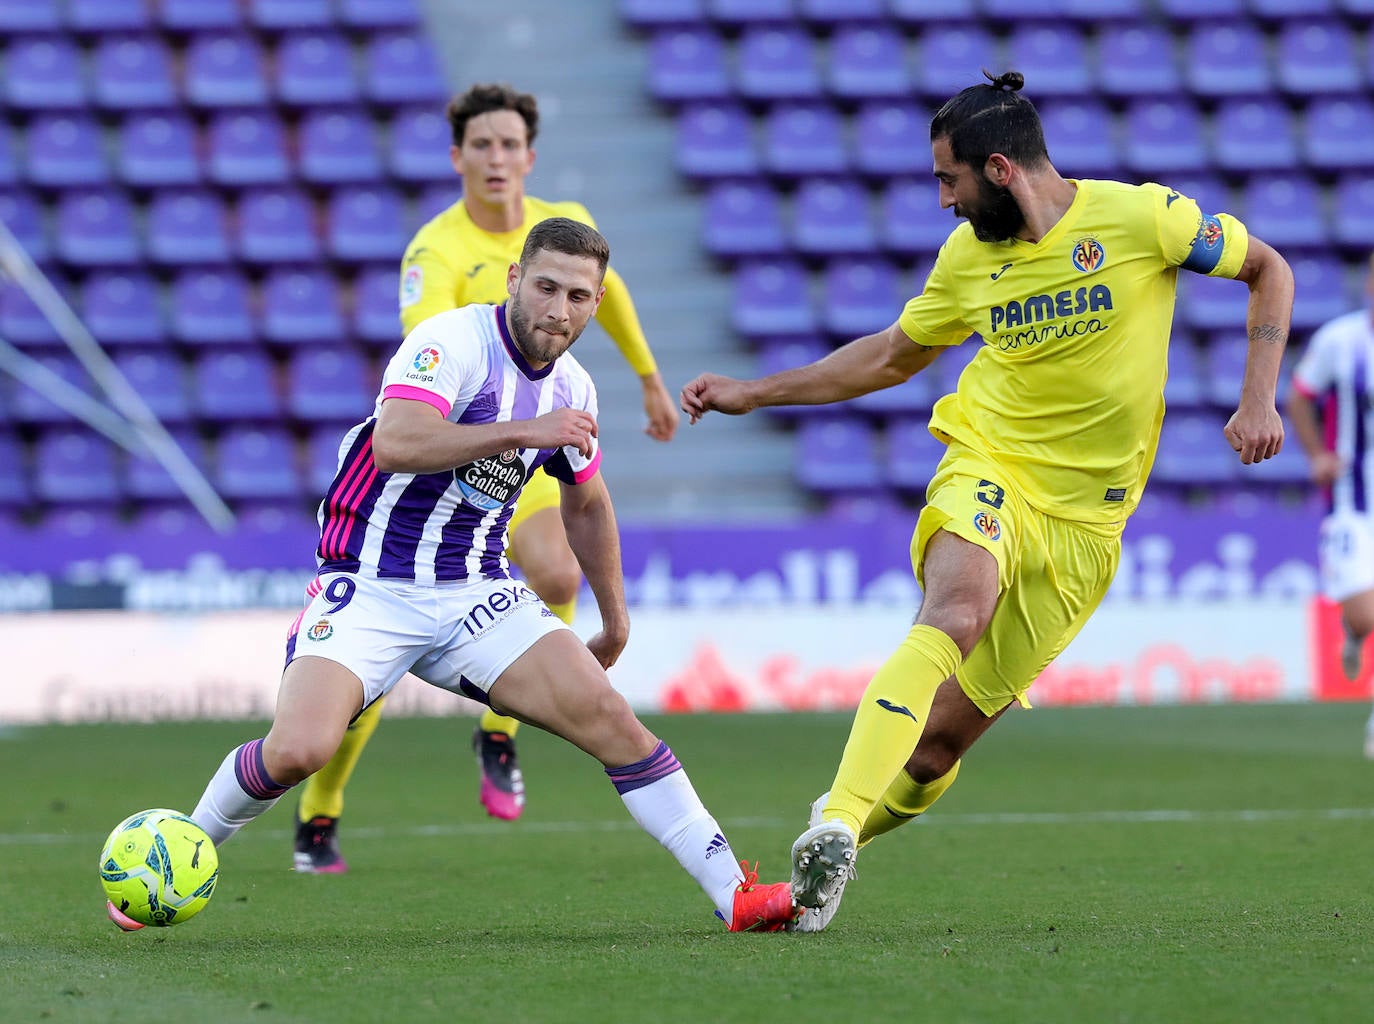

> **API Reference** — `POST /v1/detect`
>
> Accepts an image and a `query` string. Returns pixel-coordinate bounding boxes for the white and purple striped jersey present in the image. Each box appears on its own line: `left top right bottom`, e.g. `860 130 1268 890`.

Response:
315 303 601 582
1293 308 1374 515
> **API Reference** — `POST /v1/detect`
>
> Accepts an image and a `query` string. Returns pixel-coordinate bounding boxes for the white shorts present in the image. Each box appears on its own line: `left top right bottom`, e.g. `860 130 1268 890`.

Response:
284 573 570 707
1318 511 1374 602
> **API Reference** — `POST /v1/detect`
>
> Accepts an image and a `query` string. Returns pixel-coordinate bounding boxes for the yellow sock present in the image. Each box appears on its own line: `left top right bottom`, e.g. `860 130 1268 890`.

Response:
858 760 961 847
477 596 576 739
297 697 385 822
821 624 963 837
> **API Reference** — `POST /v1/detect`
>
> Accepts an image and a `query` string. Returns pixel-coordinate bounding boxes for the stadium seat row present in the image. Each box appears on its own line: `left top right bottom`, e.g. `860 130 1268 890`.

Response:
0 0 423 35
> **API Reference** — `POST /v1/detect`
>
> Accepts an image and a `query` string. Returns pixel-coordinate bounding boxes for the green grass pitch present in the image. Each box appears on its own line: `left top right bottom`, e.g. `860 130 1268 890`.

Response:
2 704 1372 1023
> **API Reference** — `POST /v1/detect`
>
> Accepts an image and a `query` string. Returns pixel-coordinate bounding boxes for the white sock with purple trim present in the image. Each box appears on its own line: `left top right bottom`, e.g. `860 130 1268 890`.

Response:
191 739 293 846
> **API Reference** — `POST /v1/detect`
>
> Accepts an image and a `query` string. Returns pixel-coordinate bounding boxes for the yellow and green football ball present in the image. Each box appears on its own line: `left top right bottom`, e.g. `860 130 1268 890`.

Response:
99 809 219 928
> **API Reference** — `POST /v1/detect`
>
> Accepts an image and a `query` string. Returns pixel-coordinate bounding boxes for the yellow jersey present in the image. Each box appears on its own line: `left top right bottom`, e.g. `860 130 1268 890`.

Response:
898 178 1249 527
399 195 656 375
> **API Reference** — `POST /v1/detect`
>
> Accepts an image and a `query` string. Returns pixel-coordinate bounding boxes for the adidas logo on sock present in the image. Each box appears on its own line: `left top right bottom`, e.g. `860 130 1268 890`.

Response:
704 832 730 859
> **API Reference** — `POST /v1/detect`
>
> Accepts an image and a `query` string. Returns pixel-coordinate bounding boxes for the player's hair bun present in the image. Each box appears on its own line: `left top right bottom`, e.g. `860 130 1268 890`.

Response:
984 70 1025 92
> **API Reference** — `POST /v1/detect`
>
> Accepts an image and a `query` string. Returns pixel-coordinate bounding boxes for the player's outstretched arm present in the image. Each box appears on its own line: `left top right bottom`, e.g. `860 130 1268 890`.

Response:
559 473 629 669
680 321 939 425
373 398 597 474
1223 235 1293 465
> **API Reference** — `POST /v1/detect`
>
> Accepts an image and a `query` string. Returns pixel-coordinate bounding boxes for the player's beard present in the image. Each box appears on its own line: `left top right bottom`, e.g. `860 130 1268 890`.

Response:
507 295 577 364
962 176 1025 243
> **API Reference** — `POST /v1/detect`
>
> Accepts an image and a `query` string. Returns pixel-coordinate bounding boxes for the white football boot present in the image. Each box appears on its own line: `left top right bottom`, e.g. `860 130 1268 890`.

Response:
790 791 856 933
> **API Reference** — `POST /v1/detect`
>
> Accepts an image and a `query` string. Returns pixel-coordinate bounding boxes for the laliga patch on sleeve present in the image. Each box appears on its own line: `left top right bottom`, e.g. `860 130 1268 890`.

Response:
400 264 423 308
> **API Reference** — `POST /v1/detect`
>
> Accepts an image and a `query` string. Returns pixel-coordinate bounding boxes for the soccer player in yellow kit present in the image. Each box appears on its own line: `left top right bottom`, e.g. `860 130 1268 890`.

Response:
681 72 1294 930
293 83 680 871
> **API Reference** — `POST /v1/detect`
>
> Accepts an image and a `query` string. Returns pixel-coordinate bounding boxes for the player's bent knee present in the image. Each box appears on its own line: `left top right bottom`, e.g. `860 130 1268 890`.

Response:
262 735 338 786
525 561 581 607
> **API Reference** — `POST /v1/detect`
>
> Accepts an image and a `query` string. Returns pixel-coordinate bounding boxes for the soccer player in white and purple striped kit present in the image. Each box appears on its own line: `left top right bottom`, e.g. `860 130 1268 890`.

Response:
1290 251 1374 756
108 219 796 933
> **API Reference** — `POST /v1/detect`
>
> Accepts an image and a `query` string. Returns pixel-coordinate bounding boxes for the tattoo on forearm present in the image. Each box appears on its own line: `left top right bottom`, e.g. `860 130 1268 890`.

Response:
1248 324 1286 345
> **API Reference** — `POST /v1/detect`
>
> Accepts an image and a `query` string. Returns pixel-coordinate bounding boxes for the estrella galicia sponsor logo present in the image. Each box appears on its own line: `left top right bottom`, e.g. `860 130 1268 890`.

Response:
459 582 542 638
988 285 1113 351
403 345 443 384
704 833 730 859
973 511 1001 541
306 618 334 641
1071 237 1106 273
455 450 529 512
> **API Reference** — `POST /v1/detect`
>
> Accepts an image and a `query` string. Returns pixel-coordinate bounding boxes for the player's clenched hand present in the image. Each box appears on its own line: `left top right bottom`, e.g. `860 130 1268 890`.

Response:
641 374 680 442
680 373 757 425
1223 403 1284 465
585 625 629 669
529 408 598 457
1309 450 1343 488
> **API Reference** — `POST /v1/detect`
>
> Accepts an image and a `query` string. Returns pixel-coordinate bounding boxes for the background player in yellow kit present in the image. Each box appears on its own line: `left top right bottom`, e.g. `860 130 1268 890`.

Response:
681 71 1294 930
294 83 680 872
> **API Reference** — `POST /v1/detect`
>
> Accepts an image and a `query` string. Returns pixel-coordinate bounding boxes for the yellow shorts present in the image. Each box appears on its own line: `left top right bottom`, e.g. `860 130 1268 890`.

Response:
507 468 562 543
913 445 1122 715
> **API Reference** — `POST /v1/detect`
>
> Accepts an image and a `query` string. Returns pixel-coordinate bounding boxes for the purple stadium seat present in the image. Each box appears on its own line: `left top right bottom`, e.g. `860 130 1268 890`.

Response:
820 258 900 338
183 34 270 108
4 37 86 110
298 110 384 184
11 353 85 420
762 103 847 178
827 25 910 101
888 0 976 22
982 0 1067 15
852 102 927 177
306 425 345 494
146 190 232 266
676 103 758 179
236 188 320 264
206 110 291 186
0 122 18 186
92 36 176 110
275 33 360 106
339 0 423 27
1166 173 1232 218
25 114 110 187
363 34 447 105
54 190 140 267
706 0 794 24
1332 175 1374 248
260 268 344 345
621 0 706 29
1121 99 1207 176
1211 99 1298 173
0 432 32 506
248 0 333 30
214 426 300 501
731 259 816 338
66 0 152 32
113 348 192 423
1038 100 1119 178
286 347 372 422
169 269 255 346
1302 98 1374 171
1004 26 1091 97
1183 23 1272 98
351 265 401 348
756 335 827 381
736 26 823 102
1243 418 1312 486
1236 174 1327 249
701 181 787 260
159 0 241 30
914 27 998 100
125 428 207 502
792 179 876 257
0 279 65 348
0 0 60 32
0 190 51 262
647 29 730 104
1177 271 1251 333
1154 0 1243 19
116 113 199 187
33 428 121 504
82 271 166 346
795 417 883 495
879 178 952 257
1096 24 1179 99
192 349 282 420
388 108 455 182
1276 21 1362 96
1062 0 1143 15
798 0 885 22
327 186 408 263
851 373 937 419
1164 334 1207 410
1290 256 1353 332
931 339 978 394
412 184 458 228
885 416 949 493
1152 413 1237 488
1201 334 1251 407
1250 0 1336 16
